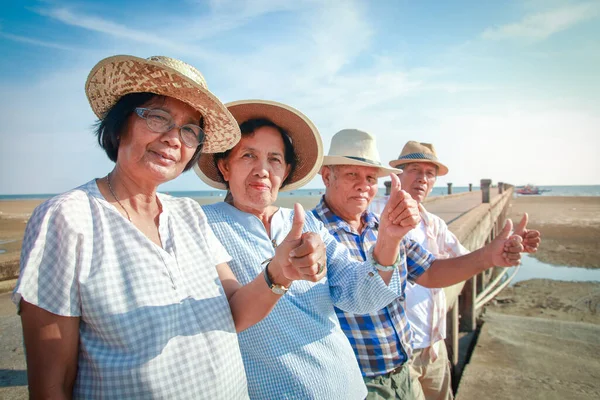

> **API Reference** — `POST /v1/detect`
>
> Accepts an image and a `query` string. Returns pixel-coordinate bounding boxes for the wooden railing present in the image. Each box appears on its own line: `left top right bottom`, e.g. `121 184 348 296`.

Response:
443 182 517 379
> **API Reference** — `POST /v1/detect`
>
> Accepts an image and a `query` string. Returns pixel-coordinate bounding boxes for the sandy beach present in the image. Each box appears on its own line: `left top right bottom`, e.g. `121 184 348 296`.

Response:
507 196 600 269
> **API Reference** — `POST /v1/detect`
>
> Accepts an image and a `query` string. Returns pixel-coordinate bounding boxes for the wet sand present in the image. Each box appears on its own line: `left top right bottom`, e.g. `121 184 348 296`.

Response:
488 279 600 324
488 195 600 323
460 196 600 399
507 196 600 269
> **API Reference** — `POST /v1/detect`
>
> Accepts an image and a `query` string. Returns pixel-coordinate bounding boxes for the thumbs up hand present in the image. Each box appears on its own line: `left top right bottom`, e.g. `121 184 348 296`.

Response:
379 173 421 240
269 203 328 285
487 219 525 267
514 213 541 253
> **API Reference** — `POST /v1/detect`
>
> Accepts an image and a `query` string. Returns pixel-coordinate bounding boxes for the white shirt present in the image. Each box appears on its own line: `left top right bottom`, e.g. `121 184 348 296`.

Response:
370 197 469 349
13 180 249 399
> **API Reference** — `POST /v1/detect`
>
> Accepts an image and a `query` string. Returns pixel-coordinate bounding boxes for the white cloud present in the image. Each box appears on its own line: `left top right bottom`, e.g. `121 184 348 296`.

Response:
482 2 600 41
3 0 598 194
0 32 78 51
36 7 196 54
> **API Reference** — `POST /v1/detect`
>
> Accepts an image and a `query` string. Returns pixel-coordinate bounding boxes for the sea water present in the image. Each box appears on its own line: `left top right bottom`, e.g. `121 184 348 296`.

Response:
511 254 600 285
2 185 599 200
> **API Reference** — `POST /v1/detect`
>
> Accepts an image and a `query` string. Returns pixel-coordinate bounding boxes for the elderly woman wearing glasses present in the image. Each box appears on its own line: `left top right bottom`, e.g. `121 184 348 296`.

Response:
12 56 316 399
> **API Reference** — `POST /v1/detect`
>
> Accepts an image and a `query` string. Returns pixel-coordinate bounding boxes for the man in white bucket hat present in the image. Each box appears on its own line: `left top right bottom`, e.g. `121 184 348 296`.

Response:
312 130 530 400
370 141 542 400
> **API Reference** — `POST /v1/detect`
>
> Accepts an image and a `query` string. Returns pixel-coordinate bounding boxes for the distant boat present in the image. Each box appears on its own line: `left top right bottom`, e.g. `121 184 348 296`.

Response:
516 184 551 195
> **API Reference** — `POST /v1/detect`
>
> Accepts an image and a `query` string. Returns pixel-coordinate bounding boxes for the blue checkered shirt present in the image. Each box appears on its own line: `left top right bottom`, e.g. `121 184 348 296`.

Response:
312 197 435 377
203 201 402 399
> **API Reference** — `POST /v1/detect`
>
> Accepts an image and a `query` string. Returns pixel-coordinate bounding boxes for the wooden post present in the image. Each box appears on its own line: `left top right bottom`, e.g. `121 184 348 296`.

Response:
469 183 473 192
447 183 453 195
460 276 477 332
498 181 504 194
384 181 391 195
476 271 484 293
481 179 492 203
446 303 459 366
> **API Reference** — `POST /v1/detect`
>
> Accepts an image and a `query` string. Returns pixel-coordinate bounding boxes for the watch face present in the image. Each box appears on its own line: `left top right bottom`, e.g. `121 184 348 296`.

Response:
272 285 287 295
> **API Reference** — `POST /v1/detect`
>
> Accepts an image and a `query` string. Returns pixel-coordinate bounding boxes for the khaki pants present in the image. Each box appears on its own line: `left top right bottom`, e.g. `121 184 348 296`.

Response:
408 342 454 400
364 364 423 400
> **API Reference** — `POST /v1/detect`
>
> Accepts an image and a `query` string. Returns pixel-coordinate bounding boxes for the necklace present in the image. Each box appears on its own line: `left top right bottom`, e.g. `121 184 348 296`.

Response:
107 173 132 222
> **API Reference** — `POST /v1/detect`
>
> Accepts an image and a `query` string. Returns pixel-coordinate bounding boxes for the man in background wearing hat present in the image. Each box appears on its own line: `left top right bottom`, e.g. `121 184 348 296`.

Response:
370 141 541 400
312 130 530 400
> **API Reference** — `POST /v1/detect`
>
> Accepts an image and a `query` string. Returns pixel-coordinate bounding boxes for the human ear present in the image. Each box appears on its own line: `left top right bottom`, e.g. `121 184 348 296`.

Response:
217 158 230 182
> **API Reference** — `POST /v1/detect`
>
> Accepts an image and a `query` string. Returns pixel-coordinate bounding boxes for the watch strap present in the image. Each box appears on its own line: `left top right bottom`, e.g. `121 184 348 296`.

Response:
263 262 289 295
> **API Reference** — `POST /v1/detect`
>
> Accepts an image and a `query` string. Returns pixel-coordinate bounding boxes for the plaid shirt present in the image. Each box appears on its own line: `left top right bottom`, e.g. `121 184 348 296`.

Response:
312 197 435 377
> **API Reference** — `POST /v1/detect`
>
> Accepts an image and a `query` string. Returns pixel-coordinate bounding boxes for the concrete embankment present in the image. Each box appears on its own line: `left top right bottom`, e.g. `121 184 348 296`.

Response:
457 311 600 400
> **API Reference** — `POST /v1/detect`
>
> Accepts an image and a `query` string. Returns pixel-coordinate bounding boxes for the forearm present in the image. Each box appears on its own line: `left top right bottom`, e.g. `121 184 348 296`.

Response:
416 246 494 288
372 235 402 285
225 263 289 333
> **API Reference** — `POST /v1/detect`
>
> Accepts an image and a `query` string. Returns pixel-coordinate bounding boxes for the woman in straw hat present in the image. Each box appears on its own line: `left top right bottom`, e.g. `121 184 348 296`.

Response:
196 100 416 399
13 56 301 399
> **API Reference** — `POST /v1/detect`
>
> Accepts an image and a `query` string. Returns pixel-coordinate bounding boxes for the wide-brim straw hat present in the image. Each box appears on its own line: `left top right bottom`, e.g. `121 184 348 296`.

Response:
388 141 449 176
85 55 240 153
194 99 323 191
321 129 402 178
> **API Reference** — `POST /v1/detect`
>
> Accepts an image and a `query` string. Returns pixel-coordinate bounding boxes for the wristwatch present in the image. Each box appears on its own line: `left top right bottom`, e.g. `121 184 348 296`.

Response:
263 262 290 295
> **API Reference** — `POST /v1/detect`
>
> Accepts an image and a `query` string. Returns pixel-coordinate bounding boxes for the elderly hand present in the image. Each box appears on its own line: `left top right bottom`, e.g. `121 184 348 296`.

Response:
379 173 420 240
515 213 541 253
485 219 525 267
269 203 328 285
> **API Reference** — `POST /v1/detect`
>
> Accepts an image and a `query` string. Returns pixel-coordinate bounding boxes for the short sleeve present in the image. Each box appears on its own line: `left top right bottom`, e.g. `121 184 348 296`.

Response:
12 195 91 317
405 238 436 283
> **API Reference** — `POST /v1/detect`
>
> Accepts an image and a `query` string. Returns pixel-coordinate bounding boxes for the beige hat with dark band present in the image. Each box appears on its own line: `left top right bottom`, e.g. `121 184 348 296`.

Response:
389 141 449 176
321 129 402 178
85 55 240 153
194 99 323 191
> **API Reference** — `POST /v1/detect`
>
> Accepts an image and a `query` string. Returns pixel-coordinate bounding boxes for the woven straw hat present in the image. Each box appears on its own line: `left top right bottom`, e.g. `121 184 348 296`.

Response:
85 55 240 153
321 129 402 178
389 141 449 176
194 100 323 191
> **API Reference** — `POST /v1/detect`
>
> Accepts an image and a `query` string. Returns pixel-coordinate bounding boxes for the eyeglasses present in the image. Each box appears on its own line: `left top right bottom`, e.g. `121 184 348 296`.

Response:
134 108 205 148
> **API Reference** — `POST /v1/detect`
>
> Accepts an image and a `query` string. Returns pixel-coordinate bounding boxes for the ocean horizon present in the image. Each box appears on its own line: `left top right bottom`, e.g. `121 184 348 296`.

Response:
1 185 599 201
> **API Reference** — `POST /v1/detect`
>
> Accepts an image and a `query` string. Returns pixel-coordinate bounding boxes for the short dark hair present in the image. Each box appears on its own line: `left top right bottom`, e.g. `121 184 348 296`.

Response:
94 92 204 172
213 118 297 188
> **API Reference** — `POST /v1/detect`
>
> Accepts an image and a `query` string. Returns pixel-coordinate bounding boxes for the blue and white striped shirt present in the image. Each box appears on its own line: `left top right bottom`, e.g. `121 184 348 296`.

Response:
203 201 402 399
312 197 435 377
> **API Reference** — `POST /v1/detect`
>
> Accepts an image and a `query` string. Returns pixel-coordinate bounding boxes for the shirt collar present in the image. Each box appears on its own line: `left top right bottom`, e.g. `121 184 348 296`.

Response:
314 196 379 235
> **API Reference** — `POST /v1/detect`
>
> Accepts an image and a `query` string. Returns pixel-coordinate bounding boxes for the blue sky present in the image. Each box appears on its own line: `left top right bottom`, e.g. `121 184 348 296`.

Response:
1 0 598 194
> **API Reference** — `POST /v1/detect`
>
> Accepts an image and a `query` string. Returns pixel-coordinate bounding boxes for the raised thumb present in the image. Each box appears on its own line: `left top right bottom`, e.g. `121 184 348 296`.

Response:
390 172 401 192
286 203 305 240
515 213 528 235
499 219 513 239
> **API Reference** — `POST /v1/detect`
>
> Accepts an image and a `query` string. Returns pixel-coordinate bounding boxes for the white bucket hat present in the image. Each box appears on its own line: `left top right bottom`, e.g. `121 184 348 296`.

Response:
85 55 240 153
321 129 402 178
